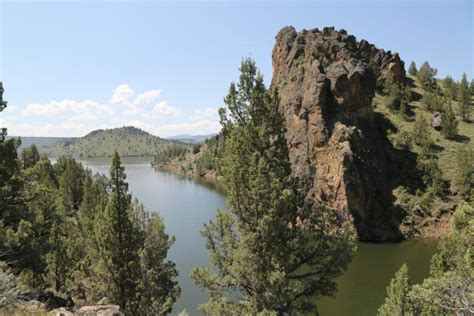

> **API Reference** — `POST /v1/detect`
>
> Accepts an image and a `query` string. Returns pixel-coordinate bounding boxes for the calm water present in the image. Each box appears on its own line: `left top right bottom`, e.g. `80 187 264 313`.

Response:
80 157 438 316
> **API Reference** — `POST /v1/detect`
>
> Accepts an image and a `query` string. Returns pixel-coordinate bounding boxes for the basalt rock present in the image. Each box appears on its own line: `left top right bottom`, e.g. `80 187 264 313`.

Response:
271 26 405 240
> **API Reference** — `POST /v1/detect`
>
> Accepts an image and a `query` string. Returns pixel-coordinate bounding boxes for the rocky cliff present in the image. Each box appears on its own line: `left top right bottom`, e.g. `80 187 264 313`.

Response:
271 26 406 240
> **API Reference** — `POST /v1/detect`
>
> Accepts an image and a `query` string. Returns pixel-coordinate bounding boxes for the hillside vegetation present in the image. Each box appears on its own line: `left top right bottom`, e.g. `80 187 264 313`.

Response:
6 136 75 153
40 126 184 158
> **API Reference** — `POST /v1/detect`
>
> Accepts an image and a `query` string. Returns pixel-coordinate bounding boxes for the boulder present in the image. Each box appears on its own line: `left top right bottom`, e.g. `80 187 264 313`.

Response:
77 304 123 316
432 112 442 130
271 26 405 240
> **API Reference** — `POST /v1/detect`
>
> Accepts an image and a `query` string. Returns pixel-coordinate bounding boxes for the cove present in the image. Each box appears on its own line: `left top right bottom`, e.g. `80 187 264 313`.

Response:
80 157 438 316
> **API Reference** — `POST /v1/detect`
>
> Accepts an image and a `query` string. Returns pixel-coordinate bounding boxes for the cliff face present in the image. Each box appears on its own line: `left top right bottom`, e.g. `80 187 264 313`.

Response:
271 26 406 240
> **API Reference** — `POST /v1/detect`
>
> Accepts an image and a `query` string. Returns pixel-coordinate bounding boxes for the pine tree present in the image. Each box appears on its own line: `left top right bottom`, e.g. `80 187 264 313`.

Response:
21 144 40 169
441 101 458 139
470 79 474 95
412 113 432 154
417 61 437 90
454 147 473 201
442 75 457 100
378 264 412 316
192 58 356 314
408 61 417 76
136 209 180 315
95 151 142 313
458 73 471 122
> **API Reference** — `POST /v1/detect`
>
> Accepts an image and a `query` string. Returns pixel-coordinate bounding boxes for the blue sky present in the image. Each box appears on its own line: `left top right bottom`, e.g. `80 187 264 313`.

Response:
1 0 472 137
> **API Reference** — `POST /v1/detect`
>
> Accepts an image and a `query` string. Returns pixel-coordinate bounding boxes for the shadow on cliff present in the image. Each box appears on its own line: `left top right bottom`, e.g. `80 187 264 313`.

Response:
373 112 426 237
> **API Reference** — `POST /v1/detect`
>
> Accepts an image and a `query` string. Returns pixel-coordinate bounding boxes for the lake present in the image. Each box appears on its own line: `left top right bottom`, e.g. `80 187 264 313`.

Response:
81 157 438 316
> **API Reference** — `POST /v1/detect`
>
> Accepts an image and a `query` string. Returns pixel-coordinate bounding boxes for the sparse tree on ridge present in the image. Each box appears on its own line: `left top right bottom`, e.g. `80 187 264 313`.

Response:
458 73 471 121
408 61 417 76
441 101 458 139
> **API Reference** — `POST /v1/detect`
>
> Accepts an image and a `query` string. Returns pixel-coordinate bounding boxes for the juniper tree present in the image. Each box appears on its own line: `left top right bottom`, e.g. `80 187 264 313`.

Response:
21 144 40 169
192 58 356 314
378 264 412 316
417 61 437 90
95 151 142 313
458 73 471 122
441 101 458 139
412 113 432 154
95 151 179 314
455 147 473 201
408 61 417 76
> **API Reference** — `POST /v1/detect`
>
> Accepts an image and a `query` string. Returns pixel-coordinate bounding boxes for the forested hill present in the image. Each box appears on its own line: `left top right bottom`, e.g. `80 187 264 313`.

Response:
40 126 180 157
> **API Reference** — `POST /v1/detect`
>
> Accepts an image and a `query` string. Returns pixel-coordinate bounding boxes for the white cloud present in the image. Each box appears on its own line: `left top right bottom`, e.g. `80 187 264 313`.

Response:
151 101 181 118
7 83 220 137
110 84 134 105
4 105 19 113
23 100 113 118
191 107 218 121
134 89 161 106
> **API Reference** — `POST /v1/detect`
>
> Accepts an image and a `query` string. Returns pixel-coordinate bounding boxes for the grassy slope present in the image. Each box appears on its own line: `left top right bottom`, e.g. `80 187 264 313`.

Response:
373 75 473 236
40 126 177 158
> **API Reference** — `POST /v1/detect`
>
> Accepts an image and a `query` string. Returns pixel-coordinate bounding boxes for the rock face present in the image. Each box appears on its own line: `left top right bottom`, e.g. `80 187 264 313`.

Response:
271 26 406 240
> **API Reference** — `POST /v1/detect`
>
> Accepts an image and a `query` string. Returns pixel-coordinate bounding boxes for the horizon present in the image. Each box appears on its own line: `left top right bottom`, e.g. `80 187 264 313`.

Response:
1 0 473 137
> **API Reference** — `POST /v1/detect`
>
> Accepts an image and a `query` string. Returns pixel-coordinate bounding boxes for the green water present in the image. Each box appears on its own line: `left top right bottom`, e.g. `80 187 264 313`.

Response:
81 157 438 316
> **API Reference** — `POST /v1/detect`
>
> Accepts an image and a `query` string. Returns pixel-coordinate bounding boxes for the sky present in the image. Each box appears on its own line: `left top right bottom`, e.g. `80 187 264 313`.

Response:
0 0 472 137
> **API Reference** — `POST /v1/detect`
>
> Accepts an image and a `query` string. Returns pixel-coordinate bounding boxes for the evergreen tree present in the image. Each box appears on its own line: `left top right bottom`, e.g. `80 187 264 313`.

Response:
417 61 437 90
441 101 458 139
470 79 474 95
379 203 474 315
95 151 142 314
408 61 417 76
412 113 432 154
454 147 473 201
441 75 457 100
21 144 40 169
192 58 356 314
458 73 471 122
0 82 7 140
136 209 180 315
378 264 411 316
409 203 473 314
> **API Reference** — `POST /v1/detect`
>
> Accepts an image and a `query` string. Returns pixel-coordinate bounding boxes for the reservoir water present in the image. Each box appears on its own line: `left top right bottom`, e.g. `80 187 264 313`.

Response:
81 157 438 316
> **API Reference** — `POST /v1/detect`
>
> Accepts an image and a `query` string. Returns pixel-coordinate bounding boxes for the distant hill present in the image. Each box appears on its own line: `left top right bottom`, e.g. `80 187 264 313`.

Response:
165 133 217 144
40 126 179 158
6 136 75 153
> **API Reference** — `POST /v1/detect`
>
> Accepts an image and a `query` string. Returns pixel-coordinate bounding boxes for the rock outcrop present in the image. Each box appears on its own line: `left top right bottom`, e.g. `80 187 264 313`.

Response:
271 26 406 240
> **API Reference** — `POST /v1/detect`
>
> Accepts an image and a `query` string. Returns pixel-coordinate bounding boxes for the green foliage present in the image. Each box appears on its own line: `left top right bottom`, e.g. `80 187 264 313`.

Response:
383 74 411 118
377 264 411 316
194 152 216 176
192 58 356 314
0 82 7 140
192 143 201 154
422 90 444 112
379 203 474 315
0 262 21 309
440 101 458 139
95 152 179 314
20 145 40 169
441 75 458 100
470 79 474 95
153 143 189 165
0 147 179 313
392 130 412 151
458 73 471 122
408 61 417 77
42 126 175 158
417 61 437 90
455 146 473 201
412 114 432 154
